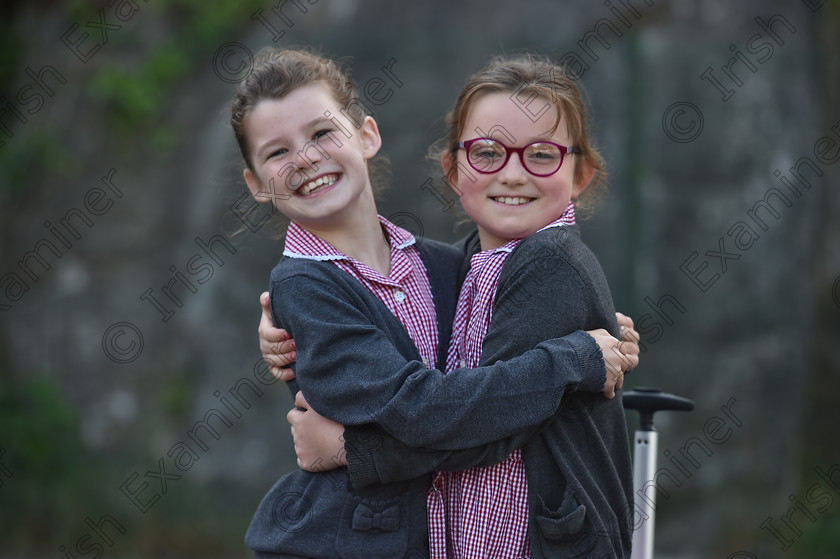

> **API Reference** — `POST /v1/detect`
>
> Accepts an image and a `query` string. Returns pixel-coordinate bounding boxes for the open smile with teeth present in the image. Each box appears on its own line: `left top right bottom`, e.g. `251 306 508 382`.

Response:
299 174 340 196
492 196 534 206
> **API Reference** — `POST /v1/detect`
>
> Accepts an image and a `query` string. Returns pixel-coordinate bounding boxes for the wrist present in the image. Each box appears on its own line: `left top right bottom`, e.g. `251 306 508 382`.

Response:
343 425 381 488
570 330 608 392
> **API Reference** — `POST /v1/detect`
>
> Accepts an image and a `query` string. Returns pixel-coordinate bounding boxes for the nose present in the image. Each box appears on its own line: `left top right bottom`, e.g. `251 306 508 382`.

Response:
497 151 528 185
293 140 324 173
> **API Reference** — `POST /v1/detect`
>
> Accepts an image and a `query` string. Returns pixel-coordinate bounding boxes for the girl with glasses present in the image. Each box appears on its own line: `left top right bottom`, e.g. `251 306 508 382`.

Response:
245 50 638 558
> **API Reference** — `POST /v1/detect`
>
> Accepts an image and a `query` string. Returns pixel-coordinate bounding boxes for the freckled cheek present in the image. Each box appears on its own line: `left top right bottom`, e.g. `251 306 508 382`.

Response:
457 187 487 211
318 144 341 159
462 174 492 195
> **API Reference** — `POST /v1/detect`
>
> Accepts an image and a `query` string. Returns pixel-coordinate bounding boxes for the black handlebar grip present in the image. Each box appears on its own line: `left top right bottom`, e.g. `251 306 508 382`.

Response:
623 387 695 431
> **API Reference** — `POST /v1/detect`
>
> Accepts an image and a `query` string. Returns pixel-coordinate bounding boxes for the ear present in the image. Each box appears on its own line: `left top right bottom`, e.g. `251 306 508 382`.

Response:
441 152 460 194
243 168 268 203
571 160 596 201
359 116 383 159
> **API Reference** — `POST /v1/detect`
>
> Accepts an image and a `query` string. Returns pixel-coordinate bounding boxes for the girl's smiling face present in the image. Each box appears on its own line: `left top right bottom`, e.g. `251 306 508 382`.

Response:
445 91 594 250
242 82 381 230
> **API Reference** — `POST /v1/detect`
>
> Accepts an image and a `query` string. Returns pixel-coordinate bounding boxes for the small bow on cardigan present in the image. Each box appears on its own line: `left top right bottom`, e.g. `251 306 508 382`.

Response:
352 502 400 532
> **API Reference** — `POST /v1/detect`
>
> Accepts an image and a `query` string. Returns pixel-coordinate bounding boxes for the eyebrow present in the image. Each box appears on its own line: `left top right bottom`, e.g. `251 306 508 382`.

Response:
305 116 331 128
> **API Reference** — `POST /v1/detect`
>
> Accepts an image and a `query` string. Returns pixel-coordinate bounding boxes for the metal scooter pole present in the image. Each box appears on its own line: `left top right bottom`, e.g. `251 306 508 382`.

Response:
623 388 694 559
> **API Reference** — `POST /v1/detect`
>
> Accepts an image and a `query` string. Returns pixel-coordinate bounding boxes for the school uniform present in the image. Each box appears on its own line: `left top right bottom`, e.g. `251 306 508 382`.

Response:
345 218 634 558
245 216 608 558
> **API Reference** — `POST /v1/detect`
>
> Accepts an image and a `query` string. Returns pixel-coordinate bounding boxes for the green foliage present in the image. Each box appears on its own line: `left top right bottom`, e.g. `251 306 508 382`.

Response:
64 0 100 25
127 480 253 558
87 0 267 151
2 0 273 182
169 0 266 50
0 21 22 90
0 374 255 555
90 47 190 136
798 510 840 558
0 376 106 546
162 370 195 420
795 460 840 558
0 127 77 199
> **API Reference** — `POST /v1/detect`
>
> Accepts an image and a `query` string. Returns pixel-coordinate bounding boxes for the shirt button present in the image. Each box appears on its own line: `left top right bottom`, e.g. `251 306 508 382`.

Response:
394 290 406 303
459 358 466 368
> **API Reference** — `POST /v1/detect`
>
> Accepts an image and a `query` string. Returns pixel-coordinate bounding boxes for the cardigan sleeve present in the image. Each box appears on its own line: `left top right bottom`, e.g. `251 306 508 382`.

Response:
344 423 542 488
272 267 606 451
341 227 616 486
342 329 602 488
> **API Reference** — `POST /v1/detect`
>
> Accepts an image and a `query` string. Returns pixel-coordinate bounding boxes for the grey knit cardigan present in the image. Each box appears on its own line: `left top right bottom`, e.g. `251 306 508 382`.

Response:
245 231 614 558
344 226 634 558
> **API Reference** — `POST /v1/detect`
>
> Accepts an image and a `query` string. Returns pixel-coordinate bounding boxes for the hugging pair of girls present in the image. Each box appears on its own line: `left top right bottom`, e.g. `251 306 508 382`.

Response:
230 47 640 558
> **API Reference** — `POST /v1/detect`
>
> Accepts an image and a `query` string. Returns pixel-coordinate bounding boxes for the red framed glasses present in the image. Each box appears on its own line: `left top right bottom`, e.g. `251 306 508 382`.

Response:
457 138 580 177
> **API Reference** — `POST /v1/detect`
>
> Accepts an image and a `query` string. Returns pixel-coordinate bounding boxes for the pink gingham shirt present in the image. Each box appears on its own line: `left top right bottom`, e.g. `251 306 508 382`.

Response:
427 203 576 559
283 216 439 369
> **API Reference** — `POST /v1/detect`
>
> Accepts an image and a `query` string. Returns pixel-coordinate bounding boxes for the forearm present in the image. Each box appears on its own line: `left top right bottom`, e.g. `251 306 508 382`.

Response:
273 271 604 452
367 329 604 450
344 419 550 488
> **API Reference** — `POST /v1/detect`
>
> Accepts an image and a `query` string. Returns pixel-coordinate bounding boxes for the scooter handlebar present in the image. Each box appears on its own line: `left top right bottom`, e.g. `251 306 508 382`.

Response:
623 387 694 431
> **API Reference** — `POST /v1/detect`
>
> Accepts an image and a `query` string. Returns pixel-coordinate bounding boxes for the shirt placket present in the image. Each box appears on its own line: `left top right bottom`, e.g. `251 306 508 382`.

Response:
360 251 435 368
387 250 412 334
448 243 531 559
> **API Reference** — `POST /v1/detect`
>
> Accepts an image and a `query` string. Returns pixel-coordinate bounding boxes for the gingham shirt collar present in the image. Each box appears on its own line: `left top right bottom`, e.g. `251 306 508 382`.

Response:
281 216 438 369
475 200 577 258
283 215 416 262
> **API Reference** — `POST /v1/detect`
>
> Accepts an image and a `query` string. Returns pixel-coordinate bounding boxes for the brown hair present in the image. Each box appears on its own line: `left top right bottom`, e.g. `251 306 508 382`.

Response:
228 47 389 237
433 53 607 219
230 47 369 170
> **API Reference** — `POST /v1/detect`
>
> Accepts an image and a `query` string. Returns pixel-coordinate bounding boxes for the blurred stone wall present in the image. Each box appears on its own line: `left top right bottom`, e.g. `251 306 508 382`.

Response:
1 0 838 557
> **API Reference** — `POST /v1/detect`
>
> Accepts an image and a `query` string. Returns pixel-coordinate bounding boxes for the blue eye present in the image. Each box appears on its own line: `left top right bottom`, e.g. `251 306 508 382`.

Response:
470 142 504 160
526 143 562 164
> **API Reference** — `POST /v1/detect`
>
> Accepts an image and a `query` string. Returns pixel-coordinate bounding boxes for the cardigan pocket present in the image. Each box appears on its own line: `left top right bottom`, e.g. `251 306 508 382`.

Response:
534 492 586 541
334 495 408 558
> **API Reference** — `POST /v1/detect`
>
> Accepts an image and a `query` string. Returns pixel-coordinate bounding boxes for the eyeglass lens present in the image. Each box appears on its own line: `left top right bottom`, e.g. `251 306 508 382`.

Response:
467 139 564 175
